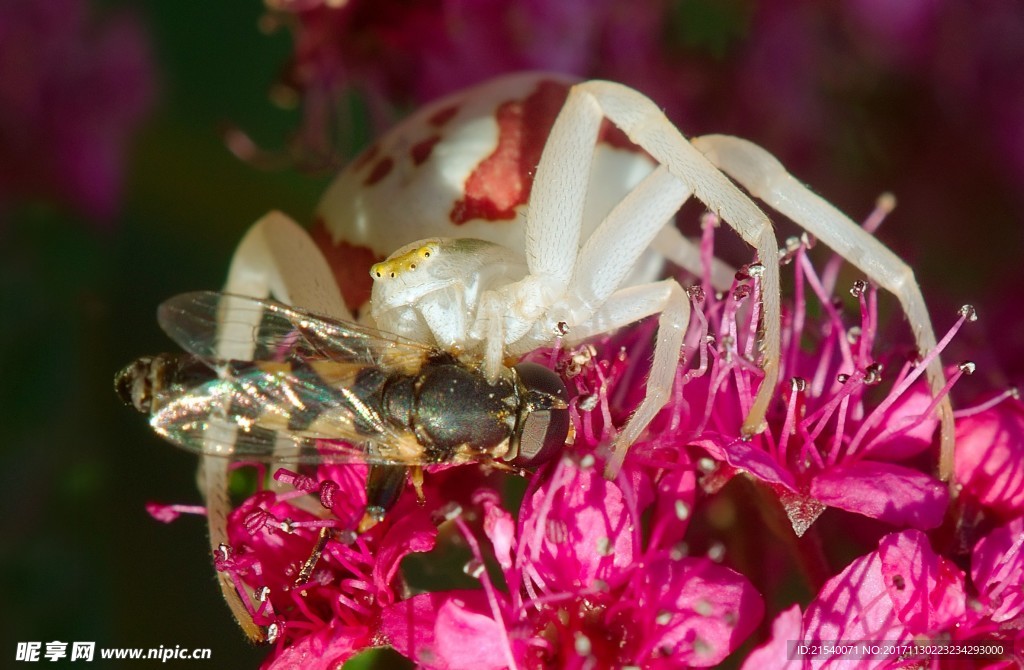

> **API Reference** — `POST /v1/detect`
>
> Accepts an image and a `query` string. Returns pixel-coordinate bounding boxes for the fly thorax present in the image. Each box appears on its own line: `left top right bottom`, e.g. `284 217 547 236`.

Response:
411 363 515 455
115 353 214 415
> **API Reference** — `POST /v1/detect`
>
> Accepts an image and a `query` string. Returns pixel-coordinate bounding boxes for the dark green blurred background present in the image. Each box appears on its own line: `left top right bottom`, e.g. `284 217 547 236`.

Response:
2 0 1022 668
2 1 323 666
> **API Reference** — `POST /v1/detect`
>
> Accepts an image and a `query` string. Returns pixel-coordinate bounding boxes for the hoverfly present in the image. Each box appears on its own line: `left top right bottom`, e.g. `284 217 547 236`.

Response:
116 291 570 526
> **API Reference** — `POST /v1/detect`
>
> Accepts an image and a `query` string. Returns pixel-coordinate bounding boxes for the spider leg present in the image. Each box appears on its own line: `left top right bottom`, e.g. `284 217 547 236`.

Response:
474 78 601 373
219 210 350 358
571 166 692 310
511 164 693 477
569 81 782 438
651 224 735 293
521 81 601 284
562 168 692 477
203 212 347 642
691 134 954 479
566 279 692 478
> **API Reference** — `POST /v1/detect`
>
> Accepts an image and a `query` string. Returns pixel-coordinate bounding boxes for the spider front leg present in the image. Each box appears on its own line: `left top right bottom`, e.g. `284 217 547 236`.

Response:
507 144 693 476
559 81 783 440
568 279 692 478
690 135 955 480
204 211 347 642
219 210 351 355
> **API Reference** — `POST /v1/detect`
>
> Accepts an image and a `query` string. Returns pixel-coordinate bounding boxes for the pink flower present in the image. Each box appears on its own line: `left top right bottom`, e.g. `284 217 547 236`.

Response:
747 526 1024 667
628 215 964 536
211 462 441 668
955 395 1024 518
144 214 996 667
380 457 763 668
0 0 155 223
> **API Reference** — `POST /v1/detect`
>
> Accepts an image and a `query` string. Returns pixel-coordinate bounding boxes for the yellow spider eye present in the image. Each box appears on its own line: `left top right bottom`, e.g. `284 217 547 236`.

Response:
372 243 440 281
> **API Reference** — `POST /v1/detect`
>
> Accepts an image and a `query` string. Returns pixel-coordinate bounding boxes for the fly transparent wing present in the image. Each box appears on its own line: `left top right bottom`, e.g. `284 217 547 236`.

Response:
158 291 433 370
149 365 428 465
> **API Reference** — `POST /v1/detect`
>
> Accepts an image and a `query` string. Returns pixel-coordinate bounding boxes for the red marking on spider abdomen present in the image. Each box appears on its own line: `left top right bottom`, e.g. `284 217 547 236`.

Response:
351 142 380 171
364 156 394 186
449 80 646 225
428 105 459 127
310 218 382 314
411 135 441 166
450 80 570 225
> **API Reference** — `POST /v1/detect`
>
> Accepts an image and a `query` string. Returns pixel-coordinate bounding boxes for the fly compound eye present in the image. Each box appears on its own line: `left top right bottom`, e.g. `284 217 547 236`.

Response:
510 362 570 468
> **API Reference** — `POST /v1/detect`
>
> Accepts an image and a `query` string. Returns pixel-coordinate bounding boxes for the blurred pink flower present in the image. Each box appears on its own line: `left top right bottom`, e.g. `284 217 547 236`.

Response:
747 526 1024 667
0 0 155 223
260 0 671 160
381 459 763 668
955 395 1024 519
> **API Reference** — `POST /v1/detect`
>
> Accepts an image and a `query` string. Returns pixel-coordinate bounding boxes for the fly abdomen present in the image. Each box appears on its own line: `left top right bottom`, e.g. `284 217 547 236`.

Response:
115 353 214 414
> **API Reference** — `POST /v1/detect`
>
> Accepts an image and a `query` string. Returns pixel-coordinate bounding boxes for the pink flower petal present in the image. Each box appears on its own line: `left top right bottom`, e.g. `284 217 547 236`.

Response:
263 622 371 670
370 509 437 599
520 459 636 589
314 462 371 525
971 517 1024 623
381 590 500 670
649 463 697 548
639 557 764 667
804 550 909 649
860 384 939 461
955 398 1024 517
433 596 511 670
811 460 948 528
740 605 803 670
877 530 966 633
692 436 798 490
480 494 516 571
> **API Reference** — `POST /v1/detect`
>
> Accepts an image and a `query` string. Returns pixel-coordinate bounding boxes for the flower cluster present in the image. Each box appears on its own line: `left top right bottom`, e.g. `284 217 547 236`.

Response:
745 521 1024 668
150 207 1024 667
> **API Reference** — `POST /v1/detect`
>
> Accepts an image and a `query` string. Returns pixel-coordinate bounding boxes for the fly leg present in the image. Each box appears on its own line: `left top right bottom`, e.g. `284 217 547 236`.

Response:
359 464 409 532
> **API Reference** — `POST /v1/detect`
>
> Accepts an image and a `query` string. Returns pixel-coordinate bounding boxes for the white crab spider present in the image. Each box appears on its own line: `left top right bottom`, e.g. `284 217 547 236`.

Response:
335 75 954 479
195 74 955 641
